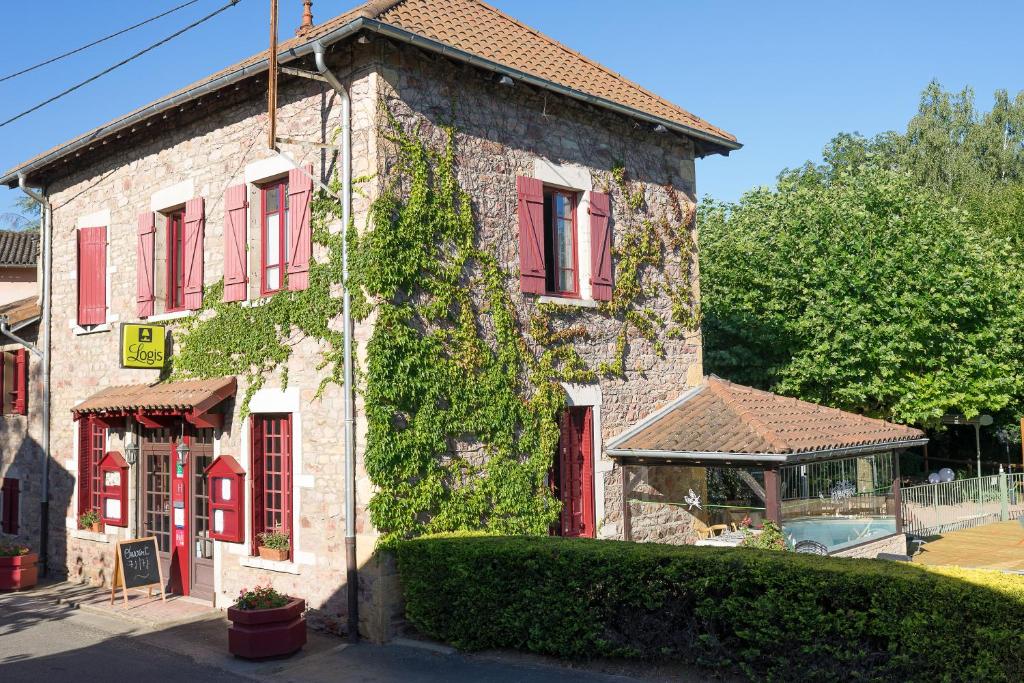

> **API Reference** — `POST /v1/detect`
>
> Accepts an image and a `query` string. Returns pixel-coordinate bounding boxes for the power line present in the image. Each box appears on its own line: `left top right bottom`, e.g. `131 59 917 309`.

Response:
0 0 202 84
0 0 242 131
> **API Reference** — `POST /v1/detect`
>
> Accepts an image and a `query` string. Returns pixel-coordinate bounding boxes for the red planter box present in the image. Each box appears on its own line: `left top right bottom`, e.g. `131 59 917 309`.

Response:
0 552 38 591
227 597 306 659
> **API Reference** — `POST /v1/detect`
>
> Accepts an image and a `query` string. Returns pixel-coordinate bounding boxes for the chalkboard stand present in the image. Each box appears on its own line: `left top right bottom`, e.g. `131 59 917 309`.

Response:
110 536 166 606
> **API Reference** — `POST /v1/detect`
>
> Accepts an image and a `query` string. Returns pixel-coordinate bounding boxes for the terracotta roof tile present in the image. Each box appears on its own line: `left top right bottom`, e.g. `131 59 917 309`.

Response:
4 0 736 184
73 377 236 415
0 230 39 267
611 377 925 456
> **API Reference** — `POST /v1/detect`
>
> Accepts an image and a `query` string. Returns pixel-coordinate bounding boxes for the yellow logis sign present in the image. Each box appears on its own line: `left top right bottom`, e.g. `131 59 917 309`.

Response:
120 323 167 369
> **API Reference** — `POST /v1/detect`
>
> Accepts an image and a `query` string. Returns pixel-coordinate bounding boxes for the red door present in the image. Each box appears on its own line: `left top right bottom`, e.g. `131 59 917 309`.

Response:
555 407 595 538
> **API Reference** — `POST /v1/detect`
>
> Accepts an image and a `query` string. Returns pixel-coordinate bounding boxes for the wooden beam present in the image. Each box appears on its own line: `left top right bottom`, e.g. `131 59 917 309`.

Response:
187 410 223 430
763 469 782 525
621 465 632 542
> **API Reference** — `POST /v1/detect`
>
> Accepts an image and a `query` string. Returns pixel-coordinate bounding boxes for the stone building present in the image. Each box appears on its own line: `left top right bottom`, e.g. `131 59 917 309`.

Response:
0 0 741 639
0 230 39 306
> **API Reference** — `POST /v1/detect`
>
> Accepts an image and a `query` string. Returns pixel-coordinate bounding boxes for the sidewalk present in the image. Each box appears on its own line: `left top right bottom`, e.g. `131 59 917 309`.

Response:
4 582 668 682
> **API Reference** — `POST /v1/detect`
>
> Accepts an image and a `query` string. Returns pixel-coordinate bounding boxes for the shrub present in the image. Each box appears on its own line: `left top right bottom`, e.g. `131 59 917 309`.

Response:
0 542 29 558
397 535 1024 682
740 520 787 551
234 585 289 610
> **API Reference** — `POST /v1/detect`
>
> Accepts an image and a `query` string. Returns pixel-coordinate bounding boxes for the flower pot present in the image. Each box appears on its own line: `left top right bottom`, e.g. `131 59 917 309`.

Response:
257 546 289 562
0 552 38 591
89 522 102 533
227 597 306 659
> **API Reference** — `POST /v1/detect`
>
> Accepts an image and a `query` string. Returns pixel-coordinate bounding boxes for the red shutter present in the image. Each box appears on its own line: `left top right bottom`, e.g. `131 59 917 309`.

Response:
1 478 19 534
223 185 249 302
78 418 93 516
77 227 107 326
137 212 156 317
287 165 313 292
13 349 27 416
183 197 206 309
516 176 546 294
588 191 613 301
580 407 595 538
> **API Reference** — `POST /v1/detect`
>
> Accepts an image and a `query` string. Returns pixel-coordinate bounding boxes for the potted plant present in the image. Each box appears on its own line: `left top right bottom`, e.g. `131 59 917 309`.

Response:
257 530 290 562
0 542 38 591
79 510 102 533
227 585 306 659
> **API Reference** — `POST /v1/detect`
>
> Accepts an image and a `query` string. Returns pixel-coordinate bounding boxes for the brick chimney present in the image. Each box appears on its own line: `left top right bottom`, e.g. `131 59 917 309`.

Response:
296 0 314 37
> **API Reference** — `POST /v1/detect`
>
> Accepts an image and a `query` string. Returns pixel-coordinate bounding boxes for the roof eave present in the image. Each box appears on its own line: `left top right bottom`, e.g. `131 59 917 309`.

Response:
608 437 930 466
3 15 740 187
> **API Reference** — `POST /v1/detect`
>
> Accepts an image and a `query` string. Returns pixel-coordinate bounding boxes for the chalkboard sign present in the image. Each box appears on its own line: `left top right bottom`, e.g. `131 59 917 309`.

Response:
110 537 166 605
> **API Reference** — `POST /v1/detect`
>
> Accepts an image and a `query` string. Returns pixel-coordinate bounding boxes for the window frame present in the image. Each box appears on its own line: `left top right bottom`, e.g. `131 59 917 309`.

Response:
250 413 294 558
543 186 580 298
259 179 290 297
165 209 187 313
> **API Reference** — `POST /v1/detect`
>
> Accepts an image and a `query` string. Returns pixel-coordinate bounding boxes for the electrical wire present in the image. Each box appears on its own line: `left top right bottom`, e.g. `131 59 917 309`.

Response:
0 0 242 131
0 0 202 84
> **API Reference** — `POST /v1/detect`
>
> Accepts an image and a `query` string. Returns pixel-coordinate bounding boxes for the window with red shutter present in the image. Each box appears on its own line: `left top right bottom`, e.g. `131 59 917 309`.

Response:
223 185 249 302
77 227 107 326
183 197 205 310
1 478 19 534
78 417 106 517
250 414 293 557
137 212 156 318
166 209 187 312
588 191 613 301
543 188 580 296
13 349 27 415
287 165 313 292
260 180 289 295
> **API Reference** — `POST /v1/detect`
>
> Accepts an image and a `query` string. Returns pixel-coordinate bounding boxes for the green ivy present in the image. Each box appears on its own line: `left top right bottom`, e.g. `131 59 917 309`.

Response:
172 106 699 545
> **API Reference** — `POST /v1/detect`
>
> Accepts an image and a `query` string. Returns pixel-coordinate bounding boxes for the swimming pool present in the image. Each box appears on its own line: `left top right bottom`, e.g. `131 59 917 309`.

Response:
782 516 897 552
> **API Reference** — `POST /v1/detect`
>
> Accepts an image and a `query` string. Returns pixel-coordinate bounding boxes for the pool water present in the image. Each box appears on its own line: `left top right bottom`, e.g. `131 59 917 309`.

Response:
782 516 897 552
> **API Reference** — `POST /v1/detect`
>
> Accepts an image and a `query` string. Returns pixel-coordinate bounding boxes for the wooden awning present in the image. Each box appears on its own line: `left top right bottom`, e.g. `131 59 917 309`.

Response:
73 377 236 430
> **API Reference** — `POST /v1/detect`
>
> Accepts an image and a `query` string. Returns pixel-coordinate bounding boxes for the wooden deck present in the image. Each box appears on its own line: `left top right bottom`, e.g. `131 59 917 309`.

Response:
911 520 1024 571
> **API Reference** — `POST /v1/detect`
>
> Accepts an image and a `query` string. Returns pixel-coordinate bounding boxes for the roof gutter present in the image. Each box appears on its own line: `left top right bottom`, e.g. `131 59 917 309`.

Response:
3 16 739 187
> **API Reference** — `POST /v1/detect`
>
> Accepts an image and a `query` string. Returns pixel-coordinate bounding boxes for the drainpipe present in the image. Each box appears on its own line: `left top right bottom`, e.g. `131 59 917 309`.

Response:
313 39 358 644
17 173 51 577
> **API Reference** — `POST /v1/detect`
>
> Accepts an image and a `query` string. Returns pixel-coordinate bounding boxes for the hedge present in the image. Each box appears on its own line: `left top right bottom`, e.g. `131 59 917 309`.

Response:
396 534 1024 682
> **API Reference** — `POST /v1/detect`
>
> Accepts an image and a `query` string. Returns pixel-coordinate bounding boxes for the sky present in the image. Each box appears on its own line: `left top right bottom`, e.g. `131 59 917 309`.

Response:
1 0 1022 219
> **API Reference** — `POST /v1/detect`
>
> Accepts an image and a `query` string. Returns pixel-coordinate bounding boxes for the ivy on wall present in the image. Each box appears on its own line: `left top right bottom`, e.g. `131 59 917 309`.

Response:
172 105 700 544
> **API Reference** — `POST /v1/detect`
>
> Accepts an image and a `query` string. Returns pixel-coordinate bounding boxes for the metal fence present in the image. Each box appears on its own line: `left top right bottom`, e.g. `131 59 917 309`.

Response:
900 471 1024 537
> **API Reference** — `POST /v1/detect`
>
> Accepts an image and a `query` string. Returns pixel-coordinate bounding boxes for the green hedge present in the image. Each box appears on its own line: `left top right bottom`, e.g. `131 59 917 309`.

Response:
396 534 1024 682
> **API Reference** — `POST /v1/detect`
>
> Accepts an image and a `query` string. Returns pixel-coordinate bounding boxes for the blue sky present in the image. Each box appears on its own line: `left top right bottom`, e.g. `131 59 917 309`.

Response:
1 0 1022 217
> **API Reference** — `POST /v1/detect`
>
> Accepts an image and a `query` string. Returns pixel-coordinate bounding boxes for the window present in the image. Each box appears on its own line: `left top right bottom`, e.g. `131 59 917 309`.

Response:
165 209 186 311
1 478 18 534
77 417 106 517
77 226 107 326
260 180 290 295
251 414 293 557
0 349 28 416
543 188 578 296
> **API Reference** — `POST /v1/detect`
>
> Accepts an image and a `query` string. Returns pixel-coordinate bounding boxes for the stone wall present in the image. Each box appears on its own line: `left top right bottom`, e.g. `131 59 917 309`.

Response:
833 532 908 559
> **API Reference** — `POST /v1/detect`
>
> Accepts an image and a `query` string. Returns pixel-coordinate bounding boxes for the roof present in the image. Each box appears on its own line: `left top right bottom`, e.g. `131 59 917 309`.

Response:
0 296 41 329
3 0 738 187
73 377 236 416
0 230 39 267
607 377 927 464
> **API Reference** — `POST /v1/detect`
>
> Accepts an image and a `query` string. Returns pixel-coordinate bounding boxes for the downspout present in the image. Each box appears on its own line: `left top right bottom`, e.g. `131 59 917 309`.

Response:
313 39 358 644
17 173 51 577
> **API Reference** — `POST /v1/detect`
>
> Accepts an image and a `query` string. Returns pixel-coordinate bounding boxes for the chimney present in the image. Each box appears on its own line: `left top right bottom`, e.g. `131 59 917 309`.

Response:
296 0 314 37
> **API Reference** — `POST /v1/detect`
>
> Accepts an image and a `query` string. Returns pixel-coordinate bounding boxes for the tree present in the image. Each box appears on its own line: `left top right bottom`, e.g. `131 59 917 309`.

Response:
700 164 1023 427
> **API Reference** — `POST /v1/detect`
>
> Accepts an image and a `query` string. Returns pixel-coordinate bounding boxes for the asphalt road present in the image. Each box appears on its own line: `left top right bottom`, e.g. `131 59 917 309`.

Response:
0 589 650 683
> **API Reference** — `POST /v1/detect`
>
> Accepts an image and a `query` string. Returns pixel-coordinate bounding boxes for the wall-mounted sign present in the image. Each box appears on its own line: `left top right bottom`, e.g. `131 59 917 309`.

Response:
120 323 167 369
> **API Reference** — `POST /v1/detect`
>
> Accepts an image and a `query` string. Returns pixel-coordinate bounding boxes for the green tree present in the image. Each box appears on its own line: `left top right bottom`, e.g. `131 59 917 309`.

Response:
700 165 1023 427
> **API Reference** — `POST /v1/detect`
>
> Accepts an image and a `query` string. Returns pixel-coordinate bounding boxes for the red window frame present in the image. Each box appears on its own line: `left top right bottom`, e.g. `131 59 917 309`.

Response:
0 350 27 415
165 209 186 312
544 187 579 297
250 413 293 557
259 179 290 296
77 417 106 517
551 406 595 538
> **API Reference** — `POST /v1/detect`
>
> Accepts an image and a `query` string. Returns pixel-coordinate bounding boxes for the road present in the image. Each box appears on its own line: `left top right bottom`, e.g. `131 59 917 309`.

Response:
0 589 648 683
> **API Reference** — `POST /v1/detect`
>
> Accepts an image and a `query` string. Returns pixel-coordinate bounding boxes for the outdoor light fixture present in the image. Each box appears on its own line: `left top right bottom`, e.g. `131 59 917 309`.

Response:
176 423 190 467
124 440 139 467
357 34 371 44
653 124 668 133
498 75 514 86
941 412 993 478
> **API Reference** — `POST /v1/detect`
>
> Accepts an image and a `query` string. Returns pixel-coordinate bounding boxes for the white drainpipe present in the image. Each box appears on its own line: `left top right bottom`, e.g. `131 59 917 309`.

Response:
312 39 358 643
16 173 52 576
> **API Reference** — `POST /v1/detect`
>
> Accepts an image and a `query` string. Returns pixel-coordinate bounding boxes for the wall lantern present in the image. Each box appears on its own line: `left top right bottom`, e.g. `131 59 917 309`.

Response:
175 422 189 467
124 440 139 466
